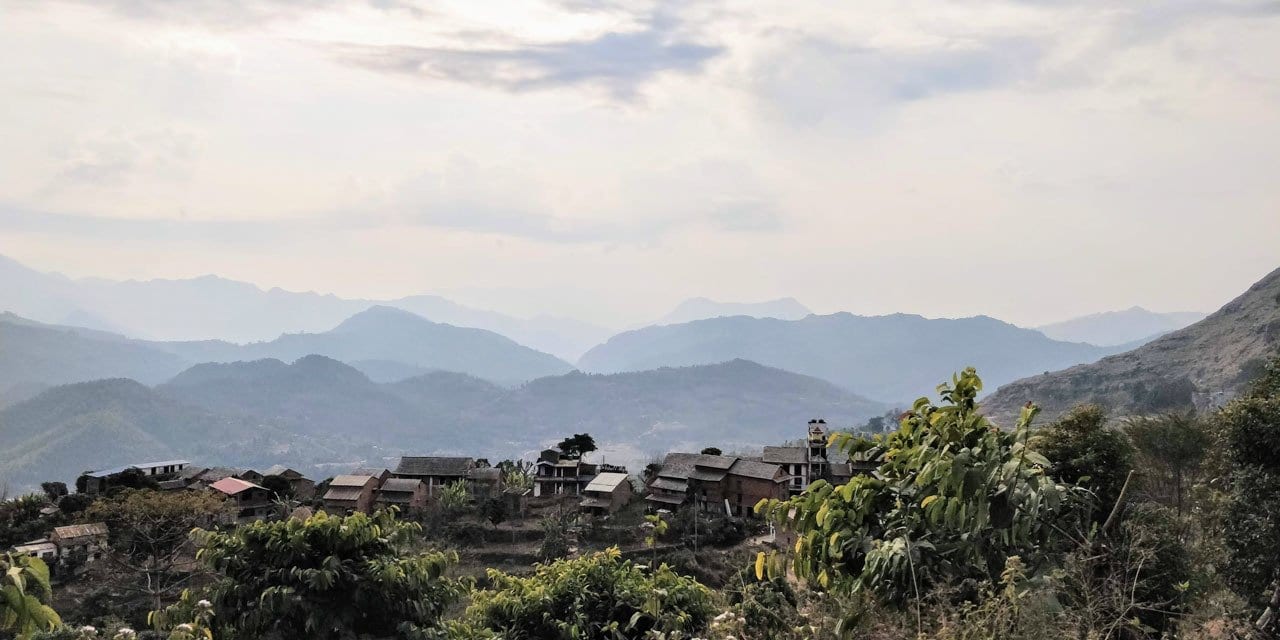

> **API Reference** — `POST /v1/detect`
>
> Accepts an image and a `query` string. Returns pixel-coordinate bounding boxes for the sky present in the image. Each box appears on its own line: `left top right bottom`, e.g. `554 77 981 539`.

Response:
1 0 1279 328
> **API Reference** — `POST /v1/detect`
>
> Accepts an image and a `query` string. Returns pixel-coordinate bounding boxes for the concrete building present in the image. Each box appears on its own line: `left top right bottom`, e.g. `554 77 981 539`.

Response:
579 472 633 515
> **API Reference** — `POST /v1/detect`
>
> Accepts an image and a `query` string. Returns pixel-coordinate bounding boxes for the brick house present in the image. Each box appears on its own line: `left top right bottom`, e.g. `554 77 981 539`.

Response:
375 478 428 512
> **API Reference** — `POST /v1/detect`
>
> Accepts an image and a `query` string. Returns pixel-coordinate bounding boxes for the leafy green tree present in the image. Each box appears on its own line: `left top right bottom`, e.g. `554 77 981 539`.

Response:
1124 412 1210 516
160 510 464 640
480 497 507 528
1220 358 1280 631
455 547 714 639
1032 404 1134 518
496 460 533 493
755 368 1080 605
556 433 597 458
0 552 61 636
538 514 573 562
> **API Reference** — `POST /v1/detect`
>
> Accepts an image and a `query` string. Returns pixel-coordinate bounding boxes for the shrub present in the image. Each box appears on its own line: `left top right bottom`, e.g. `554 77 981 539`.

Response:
456 547 715 639
1032 404 1134 517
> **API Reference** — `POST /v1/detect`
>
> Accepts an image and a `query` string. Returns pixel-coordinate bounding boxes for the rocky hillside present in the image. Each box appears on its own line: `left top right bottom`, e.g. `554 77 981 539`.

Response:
983 266 1280 425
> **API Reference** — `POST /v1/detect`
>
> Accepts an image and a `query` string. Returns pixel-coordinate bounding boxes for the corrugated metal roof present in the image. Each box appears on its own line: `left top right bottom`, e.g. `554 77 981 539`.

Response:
209 477 265 496
646 493 685 505
654 453 737 480
263 465 303 478
330 474 375 487
394 456 474 477
584 472 629 493
53 523 108 539
86 460 191 478
323 486 365 502
579 497 611 509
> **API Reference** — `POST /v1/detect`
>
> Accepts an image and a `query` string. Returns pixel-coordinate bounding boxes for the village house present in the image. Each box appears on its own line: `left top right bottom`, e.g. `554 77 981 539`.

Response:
80 460 191 495
533 449 626 497
237 469 265 484
49 523 109 562
209 477 275 523
261 465 316 499
762 419 873 495
12 539 58 562
578 472 634 516
466 467 503 500
646 453 789 518
392 457 476 499
374 477 428 512
322 473 381 514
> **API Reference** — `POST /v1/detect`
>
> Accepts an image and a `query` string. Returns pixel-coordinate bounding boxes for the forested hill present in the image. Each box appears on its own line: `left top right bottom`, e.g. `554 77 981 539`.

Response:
0 357 885 490
982 266 1280 425
578 312 1121 403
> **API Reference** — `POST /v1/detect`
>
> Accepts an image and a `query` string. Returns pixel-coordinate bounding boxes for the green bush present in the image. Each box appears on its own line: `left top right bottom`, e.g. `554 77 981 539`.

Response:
1032 404 1134 517
456 547 714 639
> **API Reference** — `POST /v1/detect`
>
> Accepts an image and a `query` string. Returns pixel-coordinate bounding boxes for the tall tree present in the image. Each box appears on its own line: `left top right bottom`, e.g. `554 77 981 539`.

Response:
1221 358 1280 632
1123 411 1210 516
556 433 597 458
1032 404 1134 518
85 489 229 612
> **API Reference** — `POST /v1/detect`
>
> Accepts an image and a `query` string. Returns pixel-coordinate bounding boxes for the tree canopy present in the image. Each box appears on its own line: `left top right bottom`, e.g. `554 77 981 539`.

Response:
756 368 1081 605
556 433 597 458
162 510 465 640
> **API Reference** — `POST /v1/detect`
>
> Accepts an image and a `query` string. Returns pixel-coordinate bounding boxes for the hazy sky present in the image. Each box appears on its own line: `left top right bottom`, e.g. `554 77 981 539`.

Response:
2 0 1278 327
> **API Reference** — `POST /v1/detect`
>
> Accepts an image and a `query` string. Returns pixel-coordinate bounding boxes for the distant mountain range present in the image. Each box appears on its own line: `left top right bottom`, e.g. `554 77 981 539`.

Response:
0 357 885 489
652 297 812 326
0 306 573 392
578 313 1123 404
0 254 610 360
1036 307 1207 346
983 267 1280 425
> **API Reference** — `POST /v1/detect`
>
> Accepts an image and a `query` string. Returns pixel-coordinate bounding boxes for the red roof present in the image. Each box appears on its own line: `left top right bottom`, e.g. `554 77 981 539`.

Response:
209 476 265 496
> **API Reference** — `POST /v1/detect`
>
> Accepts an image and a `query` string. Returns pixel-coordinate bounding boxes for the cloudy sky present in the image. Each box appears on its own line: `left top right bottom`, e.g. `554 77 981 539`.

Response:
2 0 1278 327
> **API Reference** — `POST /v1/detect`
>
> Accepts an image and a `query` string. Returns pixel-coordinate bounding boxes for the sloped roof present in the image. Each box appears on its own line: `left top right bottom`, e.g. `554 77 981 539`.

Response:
13 540 57 554
378 478 423 493
262 465 303 478
646 493 685 505
209 477 266 496
394 456 474 477
323 486 365 502
86 460 191 478
650 477 687 492
584 472 629 493
53 523 108 540
762 447 808 464
468 468 501 481
330 474 375 487
728 459 786 481
655 453 737 481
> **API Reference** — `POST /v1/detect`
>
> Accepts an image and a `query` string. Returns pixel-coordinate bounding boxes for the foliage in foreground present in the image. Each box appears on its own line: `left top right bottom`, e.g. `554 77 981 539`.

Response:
756 368 1081 604
451 547 715 640
0 552 60 636
155 510 465 640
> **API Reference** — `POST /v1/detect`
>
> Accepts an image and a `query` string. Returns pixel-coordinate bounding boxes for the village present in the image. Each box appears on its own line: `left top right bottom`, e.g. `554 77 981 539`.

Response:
4 420 873 597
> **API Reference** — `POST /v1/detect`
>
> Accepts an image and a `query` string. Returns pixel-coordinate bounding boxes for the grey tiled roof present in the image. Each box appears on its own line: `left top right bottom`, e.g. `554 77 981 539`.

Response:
762 446 808 464
394 456 474 477
728 459 785 481
378 478 423 493
323 486 365 502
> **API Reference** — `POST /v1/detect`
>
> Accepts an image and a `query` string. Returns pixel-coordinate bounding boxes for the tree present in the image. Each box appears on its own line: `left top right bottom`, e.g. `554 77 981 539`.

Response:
455 547 714 639
496 460 533 493
1123 412 1211 516
0 552 61 636
158 510 464 640
700 447 723 456
437 479 470 515
1220 358 1280 631
40 483 68 502
84 489 230 612
556 433 597 458
755 368 1081 606
1032 404 1134 518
